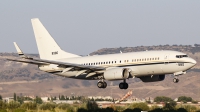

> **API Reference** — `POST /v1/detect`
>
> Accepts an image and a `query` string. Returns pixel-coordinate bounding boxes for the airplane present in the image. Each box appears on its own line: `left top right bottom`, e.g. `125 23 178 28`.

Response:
7 18 197 89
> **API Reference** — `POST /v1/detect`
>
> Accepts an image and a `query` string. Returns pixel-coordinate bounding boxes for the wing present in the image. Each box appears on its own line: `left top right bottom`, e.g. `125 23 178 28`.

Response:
7 58 49 65
7 57 105 78
8 42 105 77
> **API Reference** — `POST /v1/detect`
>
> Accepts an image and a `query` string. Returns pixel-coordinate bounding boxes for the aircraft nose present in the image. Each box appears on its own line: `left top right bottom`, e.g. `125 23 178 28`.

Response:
190 58 197 65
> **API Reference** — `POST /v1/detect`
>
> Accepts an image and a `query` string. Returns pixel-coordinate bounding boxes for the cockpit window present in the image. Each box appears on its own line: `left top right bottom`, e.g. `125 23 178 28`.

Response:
176 55 188 58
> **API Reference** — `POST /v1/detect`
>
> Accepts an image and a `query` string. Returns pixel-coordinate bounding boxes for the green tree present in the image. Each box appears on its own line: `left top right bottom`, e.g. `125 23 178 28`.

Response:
14 93 16 101
17 96 23 104
178 96 192 102
86 101 98 110
34 96 43 104
0 95 2 100
163 102 176 110
154 96 173 103
60 95 65 100
53 96 57 100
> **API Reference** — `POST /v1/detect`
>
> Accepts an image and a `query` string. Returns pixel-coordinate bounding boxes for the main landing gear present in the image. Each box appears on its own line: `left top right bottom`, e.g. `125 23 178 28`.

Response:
97 80 107 89
119 79 128 89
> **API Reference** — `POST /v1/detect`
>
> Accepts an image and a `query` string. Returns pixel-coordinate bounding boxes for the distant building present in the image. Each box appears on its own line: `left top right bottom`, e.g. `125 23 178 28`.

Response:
53 100 80 104
41 97 49 102
88 96 113 100
3 97 14 103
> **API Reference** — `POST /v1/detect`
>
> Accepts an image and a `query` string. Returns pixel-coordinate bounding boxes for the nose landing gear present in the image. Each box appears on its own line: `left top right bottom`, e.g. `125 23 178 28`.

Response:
173 78 179 83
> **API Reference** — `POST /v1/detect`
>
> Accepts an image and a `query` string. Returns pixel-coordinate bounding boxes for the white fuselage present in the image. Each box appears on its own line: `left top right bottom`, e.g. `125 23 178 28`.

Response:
38 50 196 80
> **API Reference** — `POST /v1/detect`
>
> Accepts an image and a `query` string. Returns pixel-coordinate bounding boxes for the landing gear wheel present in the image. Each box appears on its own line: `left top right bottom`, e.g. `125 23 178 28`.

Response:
119 83 124 89
124 83 128 89
119 83 129 89
97 81 107 88
103 82 107 88
97 82 104 88
173 78 179 83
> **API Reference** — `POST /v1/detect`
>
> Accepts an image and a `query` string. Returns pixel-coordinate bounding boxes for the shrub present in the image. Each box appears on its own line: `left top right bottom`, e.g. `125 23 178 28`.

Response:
192 100 198 104
13 108 26 112
77 108 87 112
0 109 7 112
21 102 37 110
179 105 197 112
57 103 71 110
129 102 149 111
39 102 56 110
7 101 20 109
0 101 7 109
176 108 187 112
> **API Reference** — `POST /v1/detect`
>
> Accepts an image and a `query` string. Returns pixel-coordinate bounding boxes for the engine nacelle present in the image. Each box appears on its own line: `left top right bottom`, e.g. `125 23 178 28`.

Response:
104 68 129 80
139 75 165 82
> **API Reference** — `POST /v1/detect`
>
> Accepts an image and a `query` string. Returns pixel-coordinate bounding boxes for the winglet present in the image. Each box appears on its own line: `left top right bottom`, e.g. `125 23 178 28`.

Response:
13 42 29 59
14 42 24 55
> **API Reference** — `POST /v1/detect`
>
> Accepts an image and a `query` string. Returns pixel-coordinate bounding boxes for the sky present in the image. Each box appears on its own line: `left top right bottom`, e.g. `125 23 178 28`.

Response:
0 1 200 55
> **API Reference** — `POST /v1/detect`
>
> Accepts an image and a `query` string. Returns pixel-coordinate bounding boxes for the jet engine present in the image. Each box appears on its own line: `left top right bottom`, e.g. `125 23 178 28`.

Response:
139 75 165 82
104 68 129 80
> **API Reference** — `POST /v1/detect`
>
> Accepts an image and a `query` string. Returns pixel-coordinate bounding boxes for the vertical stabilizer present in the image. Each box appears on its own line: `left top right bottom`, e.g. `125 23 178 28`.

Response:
31 18 80 60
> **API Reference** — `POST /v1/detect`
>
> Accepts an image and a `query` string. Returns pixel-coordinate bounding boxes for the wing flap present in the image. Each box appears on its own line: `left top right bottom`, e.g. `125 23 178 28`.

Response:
31 58 105 71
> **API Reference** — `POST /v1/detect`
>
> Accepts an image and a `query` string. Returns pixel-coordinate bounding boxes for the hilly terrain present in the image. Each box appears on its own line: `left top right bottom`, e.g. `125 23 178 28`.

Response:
1 44 200 100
